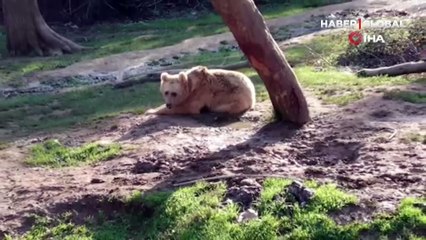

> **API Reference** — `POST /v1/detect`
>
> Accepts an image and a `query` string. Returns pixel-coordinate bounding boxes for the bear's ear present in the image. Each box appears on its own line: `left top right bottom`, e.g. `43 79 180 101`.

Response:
179 72 193 92
160 72 169 82
178 72 187 82
197 66 208 73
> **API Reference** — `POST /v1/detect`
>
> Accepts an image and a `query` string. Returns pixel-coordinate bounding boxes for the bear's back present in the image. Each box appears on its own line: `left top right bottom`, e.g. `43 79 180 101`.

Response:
206 69 253 94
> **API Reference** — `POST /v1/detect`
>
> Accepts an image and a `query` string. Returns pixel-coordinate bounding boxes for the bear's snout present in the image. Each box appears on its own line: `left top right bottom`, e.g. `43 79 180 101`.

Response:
166 103 172 109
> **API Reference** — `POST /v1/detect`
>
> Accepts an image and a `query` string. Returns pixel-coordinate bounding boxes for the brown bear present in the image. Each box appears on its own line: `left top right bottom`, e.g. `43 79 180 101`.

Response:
145 65 256 116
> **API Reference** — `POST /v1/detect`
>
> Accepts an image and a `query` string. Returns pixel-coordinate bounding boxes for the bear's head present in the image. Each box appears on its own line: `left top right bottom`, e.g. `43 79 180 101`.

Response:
160 71 190 109
159 66 208 109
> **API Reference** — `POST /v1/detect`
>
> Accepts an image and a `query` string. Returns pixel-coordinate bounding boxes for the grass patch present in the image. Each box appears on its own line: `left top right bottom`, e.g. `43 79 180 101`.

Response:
6 215 93 240
179 47 244 67
294 66 417 106
401 133 426 144
0 83 162 139
242 65 418 106
383 90 426 104
369 198 426 239
0 141 10 150
284 33 349 67
26 139 121 167
11 179 426 240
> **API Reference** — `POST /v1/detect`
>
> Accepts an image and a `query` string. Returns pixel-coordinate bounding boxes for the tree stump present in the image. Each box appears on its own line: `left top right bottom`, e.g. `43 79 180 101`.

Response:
2 0 84 56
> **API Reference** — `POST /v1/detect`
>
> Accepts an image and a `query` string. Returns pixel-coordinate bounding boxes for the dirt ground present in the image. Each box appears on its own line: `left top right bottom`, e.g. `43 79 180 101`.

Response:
1 82 425 236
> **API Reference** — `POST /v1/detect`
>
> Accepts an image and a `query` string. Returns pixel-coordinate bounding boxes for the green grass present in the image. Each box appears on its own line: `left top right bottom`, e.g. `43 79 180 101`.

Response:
242 65 418 106
0 83 162 140
0 1 332 87
401 133 426 144
9 179 425 240
295 67 420 106
383 90 426 104
284 32 349 67
368 198 426 239
179 47 245 67
26 139 121 167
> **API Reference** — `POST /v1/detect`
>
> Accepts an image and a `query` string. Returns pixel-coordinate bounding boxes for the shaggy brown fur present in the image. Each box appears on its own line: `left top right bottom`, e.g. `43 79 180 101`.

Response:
145 66 256 116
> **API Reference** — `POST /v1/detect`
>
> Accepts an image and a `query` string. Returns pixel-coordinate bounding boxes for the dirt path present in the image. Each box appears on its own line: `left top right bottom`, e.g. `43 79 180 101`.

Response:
28 0 426 83
1 83 425 236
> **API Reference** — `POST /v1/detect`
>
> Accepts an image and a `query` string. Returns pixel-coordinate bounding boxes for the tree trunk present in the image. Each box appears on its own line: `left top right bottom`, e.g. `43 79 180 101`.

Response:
357 61 426 77
2 0 84 56
211 0 310 126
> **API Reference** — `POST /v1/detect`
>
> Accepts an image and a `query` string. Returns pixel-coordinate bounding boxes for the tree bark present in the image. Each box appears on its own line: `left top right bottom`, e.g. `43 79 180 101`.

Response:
357 61 426 77
2 0 84 56
211 0 310 126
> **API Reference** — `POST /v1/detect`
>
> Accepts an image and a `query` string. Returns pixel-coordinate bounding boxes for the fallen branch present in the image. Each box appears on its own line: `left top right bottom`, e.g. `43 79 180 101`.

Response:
172 173 297 187
357 61 426 77
113 61 250 89
387 127 398 142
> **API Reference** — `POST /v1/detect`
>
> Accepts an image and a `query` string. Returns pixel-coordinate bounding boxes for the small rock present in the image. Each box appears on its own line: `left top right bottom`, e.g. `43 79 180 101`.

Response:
370 110 392 118
413 202 426 212
132 160 160 174
287 181 315 206
112 177 130 185
243 165 262 174
379 201 396 213
304 168 324 177
90 178 105 184
159 62 172 67
237 208 258 223
226 179 262 209
240 178 262 188
223 198 234 206
227 187 255 207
